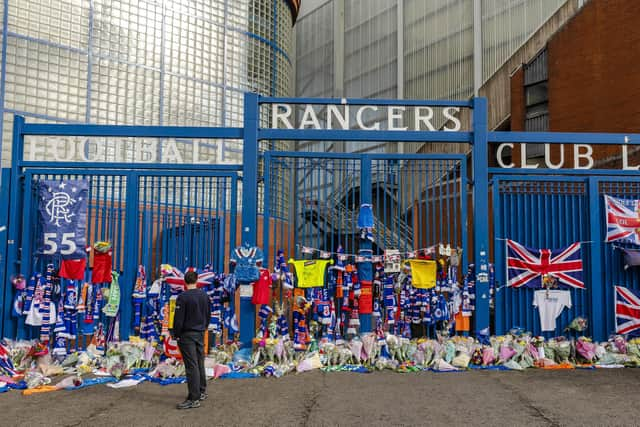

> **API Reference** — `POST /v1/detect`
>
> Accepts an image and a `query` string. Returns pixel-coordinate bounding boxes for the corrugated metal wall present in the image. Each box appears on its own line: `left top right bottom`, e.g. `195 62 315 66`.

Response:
598 180 640 338
493 178 591 337
494 176 640 341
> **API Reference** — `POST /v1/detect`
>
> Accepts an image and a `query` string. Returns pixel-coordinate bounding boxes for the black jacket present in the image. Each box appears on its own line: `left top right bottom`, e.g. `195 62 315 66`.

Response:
171 288 210 337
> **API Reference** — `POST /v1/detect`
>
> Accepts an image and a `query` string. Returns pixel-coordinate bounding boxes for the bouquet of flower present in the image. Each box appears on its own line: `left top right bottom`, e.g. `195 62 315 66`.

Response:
482 346 495 366
564 317 588 333
575 337 596 363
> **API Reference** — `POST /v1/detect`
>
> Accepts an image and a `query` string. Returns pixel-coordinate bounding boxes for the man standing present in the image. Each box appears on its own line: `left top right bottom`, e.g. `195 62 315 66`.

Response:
171 270 210 409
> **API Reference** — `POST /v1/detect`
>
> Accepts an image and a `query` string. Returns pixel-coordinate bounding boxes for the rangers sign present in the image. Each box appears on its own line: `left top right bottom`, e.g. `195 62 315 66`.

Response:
38 180 89 259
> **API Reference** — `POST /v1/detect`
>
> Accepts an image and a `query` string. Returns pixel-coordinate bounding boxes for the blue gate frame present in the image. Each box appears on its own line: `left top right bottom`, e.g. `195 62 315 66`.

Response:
3 116 242 340
488 131 640 342
3 93 640 344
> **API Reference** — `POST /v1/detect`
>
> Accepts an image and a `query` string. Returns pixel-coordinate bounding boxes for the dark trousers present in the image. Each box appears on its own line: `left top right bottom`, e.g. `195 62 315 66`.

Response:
178 331 206 401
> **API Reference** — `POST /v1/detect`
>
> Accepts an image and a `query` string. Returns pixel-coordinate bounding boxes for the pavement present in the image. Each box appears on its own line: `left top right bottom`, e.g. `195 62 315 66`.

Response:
2 369 640 427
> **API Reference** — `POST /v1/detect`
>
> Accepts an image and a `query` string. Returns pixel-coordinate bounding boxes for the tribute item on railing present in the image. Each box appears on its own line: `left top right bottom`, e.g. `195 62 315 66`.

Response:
38 180 88 259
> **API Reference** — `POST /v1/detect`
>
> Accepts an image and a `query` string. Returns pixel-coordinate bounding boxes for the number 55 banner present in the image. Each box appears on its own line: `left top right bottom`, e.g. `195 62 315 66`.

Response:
38 180 89 259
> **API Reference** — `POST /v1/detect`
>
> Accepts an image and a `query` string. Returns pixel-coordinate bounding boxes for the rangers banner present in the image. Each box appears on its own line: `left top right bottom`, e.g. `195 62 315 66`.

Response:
605 195 640 244
38 180 88 259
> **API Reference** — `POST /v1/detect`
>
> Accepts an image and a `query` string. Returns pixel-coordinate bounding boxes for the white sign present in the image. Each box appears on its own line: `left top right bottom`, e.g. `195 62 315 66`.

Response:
239 284 253 298
496 143 640 170
271 103 462 132
27 137 225 165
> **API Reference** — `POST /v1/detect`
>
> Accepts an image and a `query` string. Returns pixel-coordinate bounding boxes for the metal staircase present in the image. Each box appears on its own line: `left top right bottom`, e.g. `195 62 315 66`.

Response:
299 173 414 250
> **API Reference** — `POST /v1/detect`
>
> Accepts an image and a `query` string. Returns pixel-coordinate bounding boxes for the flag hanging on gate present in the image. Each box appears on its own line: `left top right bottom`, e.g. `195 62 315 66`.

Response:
506 239 584 289
38 180 88 259
161 265 216 290
605 195 640 244
615 286 640 336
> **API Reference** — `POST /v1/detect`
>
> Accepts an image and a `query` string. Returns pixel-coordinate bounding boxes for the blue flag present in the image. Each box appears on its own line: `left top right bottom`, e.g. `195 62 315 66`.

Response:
38 180 88 259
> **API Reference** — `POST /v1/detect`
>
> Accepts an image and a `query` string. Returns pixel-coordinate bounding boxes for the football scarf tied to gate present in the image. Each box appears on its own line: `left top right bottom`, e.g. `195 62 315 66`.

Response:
506 239 585 289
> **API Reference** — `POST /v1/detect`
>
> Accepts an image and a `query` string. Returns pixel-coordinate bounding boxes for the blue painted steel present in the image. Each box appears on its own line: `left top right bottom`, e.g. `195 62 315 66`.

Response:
4 116 25 338
20 162 242 172
587 176 605 341
0 168 9 335
259 129 473 142
240 92 260 346
492 177 591 338
489 131 640 144
0 0 8 170
259 96 473 107
120 172 139 339
359 156 372 332
21 123 244 138
489 168 640 177
472 97 490 334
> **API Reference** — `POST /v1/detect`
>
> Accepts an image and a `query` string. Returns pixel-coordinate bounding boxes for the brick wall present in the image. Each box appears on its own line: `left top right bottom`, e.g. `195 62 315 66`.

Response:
508 0 640 168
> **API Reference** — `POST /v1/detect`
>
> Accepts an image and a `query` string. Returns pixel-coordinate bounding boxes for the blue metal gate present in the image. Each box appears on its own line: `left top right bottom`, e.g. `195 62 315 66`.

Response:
2 117 242 339
493 174 640 341
262 152 468 267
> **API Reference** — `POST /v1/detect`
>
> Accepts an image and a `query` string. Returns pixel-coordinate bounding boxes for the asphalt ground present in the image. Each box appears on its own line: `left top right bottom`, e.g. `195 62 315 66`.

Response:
2 369 640 427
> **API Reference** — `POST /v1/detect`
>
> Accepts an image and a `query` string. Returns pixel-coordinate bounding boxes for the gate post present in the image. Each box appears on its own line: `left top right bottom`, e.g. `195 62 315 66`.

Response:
587 177 604 341
0 168 10 336
4 116 25 339
472 97 490 334
358 155 373 332
120 171 140 340
240 92 260 346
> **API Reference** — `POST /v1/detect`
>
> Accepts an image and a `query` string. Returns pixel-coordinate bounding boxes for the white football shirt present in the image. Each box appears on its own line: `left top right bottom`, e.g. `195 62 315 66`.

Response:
533 290 572 332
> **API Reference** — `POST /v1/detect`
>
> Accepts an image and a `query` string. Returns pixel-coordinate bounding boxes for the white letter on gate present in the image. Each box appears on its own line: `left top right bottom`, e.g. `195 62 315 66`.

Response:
355 106 380 130
137 141 157 163
544 144 564 169
520 144 539 169
53 139 74 161
496 143 515 168
622 145 639 170
327 104 349 130
573 144 594 169
388 106 407 131
163 141 184 164
299 105 321 129
29 139 46 160
443 107 462 131
271 104 294 129
414 107 435 131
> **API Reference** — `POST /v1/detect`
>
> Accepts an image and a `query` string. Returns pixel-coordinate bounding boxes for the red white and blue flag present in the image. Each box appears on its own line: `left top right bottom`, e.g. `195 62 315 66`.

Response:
162 265 216 290
615 286 640 336
506 239 584 289
605 195 640 244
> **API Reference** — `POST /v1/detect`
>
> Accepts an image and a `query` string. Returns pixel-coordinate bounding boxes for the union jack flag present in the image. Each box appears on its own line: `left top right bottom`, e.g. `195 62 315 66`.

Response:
161 264 216 290
506 239 584 289
605 195 640 244
615 286 640 336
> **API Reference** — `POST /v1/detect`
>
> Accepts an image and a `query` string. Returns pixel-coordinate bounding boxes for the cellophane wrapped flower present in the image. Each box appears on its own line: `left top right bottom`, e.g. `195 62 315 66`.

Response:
565 317 588 333
576 337 596 363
